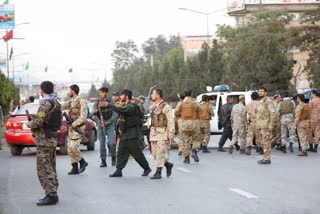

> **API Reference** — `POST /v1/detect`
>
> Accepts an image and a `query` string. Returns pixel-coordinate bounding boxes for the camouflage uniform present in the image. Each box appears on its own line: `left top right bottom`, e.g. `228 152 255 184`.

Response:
175 101 183 153
218 103 234 148
295 103 310 152
230 102 247 149
175 97 202 157
149 101 175 167
28 96 59 197
61 96 88 163
278 99 295 146
199 101 214 147
308 98 320 146
246 100 260 147
272 101 281 146
257 97 276 161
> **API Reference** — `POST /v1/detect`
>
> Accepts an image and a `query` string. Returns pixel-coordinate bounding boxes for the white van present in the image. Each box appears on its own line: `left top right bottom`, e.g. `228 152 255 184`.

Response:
196 91 254 134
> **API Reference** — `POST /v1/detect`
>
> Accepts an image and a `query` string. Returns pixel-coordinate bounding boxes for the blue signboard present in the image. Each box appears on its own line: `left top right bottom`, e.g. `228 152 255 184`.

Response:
0 4 14 29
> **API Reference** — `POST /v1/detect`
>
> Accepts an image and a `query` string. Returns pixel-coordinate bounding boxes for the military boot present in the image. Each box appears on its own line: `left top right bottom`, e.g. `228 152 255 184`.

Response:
239 148 245 154
150 167 162 179
141 167 152 176
111 157 116 166
228 146 233 154
202 146 211 153
100 160 107 168
164 162 173 177
79 158 88 173
183 156 190 164
109 168 123 177
191 150 199 162
313 144 318 153
276 144 281 150
281 145 287 153
245 146 251 156
218 144 226 152
38 195 59 203
257 159 271 164
68 163 79 175
308 144 314 152
178 151 182 156
288 143 294 153
36 195 58 206
298 151 308 156
235 143 240 151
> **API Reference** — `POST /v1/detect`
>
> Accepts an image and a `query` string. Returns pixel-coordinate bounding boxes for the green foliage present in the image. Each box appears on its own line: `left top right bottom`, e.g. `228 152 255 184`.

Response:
0 72 19 116
87 84 99 99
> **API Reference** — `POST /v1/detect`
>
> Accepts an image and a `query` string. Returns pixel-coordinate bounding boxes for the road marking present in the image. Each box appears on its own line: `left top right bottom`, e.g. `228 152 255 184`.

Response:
176 167 192 173
146 154 153 160
229 188 258 199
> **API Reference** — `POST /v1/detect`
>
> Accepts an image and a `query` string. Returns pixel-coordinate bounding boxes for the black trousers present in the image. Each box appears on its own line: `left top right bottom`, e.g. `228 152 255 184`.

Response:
219 128 233 147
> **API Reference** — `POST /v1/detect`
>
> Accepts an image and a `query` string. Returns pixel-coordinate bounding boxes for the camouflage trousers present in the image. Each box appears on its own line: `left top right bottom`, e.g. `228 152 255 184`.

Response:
68 137 83 163
246 122 259 147
309 121 320 145
258 128 272 160
199 119 211 147
297 120 309 152
280 115 295 146
151 141 167 168
231 126 246 148
271 124 281 145
180 130 201 157
37 145 59 197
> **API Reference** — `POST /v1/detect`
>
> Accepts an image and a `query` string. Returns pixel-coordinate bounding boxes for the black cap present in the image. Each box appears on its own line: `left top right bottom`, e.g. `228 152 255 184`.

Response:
138 95 145 100
99 87 109 93
112 91 119 96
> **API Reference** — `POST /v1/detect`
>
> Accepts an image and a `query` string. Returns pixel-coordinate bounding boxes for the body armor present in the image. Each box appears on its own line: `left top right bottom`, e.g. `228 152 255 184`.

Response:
279 100 294 115
151 102 167 127
69 98 81 121
181 101 197 120
199 102 211 120
45 100 62 138
301 104 310 121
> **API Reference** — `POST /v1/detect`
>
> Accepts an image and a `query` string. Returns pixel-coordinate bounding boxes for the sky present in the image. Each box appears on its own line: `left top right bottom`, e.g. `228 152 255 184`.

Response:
2 0 234 85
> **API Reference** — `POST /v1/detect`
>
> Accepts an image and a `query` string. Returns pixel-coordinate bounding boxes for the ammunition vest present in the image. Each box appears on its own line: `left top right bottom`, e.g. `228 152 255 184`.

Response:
199 102 211 120
119 103 143 131
301 104 310 121
181 100 197 120
151 102 167 127
279 100 294 115
98 99 113 121
45 100 62 138
69 98 81 121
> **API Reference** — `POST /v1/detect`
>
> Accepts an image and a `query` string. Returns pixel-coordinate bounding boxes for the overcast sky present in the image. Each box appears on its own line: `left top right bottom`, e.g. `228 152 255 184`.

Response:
4 0 233 84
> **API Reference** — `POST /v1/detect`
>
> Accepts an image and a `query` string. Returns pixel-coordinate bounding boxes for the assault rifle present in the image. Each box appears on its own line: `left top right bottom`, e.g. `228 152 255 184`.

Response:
62 112 87 141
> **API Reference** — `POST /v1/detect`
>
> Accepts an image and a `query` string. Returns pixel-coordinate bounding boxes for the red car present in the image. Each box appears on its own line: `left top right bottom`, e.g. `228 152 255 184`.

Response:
0 15 8 22
5 103 97 156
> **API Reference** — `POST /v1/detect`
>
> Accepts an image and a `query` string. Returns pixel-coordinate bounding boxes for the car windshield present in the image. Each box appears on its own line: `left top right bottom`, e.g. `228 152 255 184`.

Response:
13 103 39 115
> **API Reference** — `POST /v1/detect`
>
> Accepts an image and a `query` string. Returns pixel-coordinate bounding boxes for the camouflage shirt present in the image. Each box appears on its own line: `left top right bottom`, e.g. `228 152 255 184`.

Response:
257 97 276 129
309 98 320 123
246 100 259 124
231 103 247 128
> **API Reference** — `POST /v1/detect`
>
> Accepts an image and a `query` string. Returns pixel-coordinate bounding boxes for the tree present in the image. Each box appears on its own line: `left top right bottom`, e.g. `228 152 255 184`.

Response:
0 72 19 116
111 40 139 70
87 84 99 99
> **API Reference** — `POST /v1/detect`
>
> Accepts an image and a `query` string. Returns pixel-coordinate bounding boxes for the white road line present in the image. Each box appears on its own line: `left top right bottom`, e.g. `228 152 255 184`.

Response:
146 155 154 160
229 188 258 199
176 167 192 173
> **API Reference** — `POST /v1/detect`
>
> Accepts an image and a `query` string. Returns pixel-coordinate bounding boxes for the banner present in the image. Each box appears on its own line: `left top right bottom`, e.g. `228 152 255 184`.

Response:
0 4 14 29
246 0 320 4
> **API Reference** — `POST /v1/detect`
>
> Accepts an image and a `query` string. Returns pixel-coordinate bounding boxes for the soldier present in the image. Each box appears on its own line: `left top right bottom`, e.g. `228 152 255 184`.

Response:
175 89 202 164
272 94 281 149
295 94 310 156
218 96 235 152
149 89 174 179
176 92 185 156
245 92 260 155
308 90 320 152
61 84 88 175
92 87 117 167
256 87 276 164
199 95 215 153
108 89 152 177
278 93 295 153
229 95 247 154
112 92 120 103
27 81 60 206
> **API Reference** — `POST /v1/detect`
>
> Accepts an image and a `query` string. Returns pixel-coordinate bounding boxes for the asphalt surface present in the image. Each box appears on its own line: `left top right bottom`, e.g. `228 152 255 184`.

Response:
1 136 320 214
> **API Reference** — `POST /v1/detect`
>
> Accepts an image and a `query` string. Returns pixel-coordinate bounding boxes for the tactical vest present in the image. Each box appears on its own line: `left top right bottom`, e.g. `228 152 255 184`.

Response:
199 102 211 120
98 99 113 121
119 103 142 131
300 104 310 121
181 100 197 120
280 100 294 115
69 98 81 121
45 99 62 138
151 102 167 127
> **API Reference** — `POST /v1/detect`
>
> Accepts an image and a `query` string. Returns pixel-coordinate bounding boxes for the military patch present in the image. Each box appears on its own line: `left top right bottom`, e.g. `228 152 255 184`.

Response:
37 111 46 118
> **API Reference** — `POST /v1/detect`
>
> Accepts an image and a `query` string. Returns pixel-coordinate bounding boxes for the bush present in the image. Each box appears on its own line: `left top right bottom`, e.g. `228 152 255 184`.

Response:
0 72 20 118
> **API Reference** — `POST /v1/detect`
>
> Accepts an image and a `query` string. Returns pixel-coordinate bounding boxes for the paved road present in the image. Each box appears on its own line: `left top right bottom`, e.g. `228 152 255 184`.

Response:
1 136 319 214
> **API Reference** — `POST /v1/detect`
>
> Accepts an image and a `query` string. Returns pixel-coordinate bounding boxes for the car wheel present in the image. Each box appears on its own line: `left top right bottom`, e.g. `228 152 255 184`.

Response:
60 137 68 155
10 145 24 156
87 130 96 151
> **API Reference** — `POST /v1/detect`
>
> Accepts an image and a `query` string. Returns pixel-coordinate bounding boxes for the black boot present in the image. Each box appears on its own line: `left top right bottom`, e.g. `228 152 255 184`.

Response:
245 146 251 155
111 157 116 166
202 146 211 153
313 144 318 153
36 195 58 206
150 167 162 179
276 144 281 150
257 159 271 164
68 163 79 175
191 150 199 162
79 158 88 173
178 151 182 156
100 160 107 168
218 144 226 152
255 146 260 153
235 143 240 151
308 144 314 152
141 167 152 176
38 195 59 203
164 162 173 177
228 146 233 154
183 156 190 164
298 151 308 156
109 168 123 177
281 145 287 153
288 143 294 153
